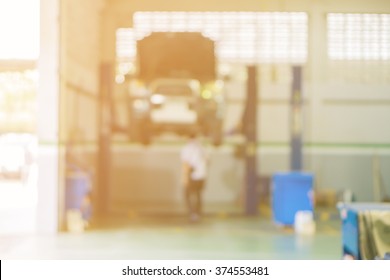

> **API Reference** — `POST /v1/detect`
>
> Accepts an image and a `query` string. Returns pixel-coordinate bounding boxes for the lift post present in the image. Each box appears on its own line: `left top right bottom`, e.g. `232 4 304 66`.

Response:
290 66 303 171
244 65 258 216
97 63 113 216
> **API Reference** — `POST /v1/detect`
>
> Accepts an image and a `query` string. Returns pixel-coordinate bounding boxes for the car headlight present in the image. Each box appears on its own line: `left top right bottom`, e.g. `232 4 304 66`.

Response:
150 94 165 105
133 99 149 111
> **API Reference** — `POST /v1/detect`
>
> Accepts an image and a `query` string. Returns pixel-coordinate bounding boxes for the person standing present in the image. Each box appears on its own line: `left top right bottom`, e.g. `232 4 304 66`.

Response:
181 131 208 222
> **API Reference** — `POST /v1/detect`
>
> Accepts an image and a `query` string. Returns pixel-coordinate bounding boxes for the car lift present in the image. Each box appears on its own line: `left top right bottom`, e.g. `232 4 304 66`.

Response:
243 65 303 215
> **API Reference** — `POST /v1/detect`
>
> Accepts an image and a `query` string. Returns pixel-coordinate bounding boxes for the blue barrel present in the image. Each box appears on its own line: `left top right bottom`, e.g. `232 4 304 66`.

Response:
272 172 314 226
65 172 91 220
339 204 359 259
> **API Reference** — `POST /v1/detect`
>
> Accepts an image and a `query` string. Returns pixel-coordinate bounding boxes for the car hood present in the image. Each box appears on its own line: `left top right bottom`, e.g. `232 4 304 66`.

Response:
136 32 216 83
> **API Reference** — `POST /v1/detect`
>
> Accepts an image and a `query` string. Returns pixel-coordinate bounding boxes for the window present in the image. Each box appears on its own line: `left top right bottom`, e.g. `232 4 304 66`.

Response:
0 0 40 132
116 11 308 72
116 28 136 77
328 13 390 60
0 70 38 133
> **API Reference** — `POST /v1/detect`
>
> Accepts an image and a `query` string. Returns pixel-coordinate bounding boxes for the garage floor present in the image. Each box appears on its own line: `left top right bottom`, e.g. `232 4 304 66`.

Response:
0 209 341 260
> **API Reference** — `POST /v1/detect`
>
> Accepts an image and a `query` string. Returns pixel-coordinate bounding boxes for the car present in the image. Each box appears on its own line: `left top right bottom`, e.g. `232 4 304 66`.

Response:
127 32 224 145
0 133 37 181
128 78 224 145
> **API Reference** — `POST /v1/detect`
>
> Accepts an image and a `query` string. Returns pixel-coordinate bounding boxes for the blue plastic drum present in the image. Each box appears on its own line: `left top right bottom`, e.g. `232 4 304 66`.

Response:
65 172 91 220
272 172 314 226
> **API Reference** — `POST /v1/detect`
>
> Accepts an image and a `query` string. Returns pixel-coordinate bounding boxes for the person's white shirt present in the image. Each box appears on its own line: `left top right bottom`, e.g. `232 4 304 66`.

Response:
181 138 208 181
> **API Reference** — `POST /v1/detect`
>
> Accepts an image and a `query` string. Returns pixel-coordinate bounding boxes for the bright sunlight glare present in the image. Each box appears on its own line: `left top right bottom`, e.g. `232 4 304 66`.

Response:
0 0 40 60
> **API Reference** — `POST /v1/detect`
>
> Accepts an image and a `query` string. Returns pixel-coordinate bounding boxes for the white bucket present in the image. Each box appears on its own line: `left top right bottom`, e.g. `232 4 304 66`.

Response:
294 210 316 235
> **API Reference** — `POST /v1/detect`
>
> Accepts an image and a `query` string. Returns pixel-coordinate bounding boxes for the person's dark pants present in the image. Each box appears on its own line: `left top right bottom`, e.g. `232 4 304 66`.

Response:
185 179 204 216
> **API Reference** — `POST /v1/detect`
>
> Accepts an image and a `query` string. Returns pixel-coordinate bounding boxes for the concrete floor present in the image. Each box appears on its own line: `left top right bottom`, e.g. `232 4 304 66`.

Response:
0 142 343 260
0 211 342 260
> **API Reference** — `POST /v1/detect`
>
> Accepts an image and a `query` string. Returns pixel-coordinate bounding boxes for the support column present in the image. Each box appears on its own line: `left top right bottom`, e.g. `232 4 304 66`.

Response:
36 0 61 233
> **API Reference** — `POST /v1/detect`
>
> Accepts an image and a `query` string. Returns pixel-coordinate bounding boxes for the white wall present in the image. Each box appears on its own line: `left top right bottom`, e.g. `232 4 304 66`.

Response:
33 0 106 233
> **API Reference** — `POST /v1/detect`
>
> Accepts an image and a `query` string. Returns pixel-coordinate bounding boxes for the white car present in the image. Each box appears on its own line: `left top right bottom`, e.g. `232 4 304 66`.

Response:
129 78 224 145
129 32 224 145
0 133 37 181
148 78 200 133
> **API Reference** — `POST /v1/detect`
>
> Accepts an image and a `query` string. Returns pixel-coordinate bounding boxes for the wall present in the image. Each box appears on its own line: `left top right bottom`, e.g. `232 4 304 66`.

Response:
60 0 105 142
59 0 106 227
